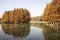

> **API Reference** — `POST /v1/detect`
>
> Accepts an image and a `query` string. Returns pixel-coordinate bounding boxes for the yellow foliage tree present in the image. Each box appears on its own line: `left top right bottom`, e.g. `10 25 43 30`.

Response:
43 0 60 24
2 8 30 24
2 11 9 23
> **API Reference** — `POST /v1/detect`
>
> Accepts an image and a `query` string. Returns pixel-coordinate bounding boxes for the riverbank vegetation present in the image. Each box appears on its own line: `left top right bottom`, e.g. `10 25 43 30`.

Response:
2 8 30 24
43 0 60 25
30 16 43 21
1 0 60 26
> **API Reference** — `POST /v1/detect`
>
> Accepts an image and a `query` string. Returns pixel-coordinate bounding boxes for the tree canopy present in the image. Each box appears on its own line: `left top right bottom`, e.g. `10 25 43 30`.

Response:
43 0 60 23
2 8 30 24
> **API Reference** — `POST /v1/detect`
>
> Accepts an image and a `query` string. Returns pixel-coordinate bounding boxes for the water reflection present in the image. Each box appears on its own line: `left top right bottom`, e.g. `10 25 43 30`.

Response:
30 23 60 40
1 23 44 40
43 26 60 40
1 23 60 40
2 23 30 38
30 23 45 28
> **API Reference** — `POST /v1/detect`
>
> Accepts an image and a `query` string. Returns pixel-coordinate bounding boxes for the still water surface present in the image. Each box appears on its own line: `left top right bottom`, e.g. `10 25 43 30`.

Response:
0 23 60 40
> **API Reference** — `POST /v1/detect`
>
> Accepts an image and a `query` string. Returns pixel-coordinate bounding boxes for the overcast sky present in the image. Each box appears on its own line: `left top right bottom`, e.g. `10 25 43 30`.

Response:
0 0 51 18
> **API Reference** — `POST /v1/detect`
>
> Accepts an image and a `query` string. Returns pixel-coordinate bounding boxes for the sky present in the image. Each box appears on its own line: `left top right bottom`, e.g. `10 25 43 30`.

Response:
0 0 51 18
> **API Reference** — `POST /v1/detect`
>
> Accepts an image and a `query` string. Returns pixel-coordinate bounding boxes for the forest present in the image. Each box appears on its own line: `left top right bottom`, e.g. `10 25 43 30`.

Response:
2 8 30 24
43 0 60 24
30 16 43 21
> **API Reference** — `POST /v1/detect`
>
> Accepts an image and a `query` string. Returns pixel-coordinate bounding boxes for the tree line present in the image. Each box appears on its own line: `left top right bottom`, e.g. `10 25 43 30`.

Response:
2 8 30 24
43 0 60 24
31 16 43 21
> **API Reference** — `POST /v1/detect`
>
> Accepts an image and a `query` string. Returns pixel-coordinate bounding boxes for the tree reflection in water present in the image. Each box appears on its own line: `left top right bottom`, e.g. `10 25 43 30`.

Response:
2 23 30 38
43 26 60 40
2 23 60 40
30 23 60 40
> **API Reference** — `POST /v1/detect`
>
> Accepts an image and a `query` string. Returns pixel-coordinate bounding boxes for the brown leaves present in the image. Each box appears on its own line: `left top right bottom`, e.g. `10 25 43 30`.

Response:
2 8 30 23
43 0 60 22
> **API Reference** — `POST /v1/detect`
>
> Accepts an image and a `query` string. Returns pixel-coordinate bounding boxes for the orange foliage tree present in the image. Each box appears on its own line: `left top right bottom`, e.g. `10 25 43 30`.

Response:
2 8 30 23
43 0 60 23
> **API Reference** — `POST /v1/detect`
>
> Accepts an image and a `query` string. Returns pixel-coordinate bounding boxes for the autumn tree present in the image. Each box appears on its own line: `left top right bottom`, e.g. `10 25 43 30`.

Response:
43 3 51 22
43 0 60 24
2 11 9 23
24 9 30 23
9 11 14 23
2 8 30 24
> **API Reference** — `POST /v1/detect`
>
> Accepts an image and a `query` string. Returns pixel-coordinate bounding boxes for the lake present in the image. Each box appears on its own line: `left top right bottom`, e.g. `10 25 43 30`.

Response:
0 23 60 40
